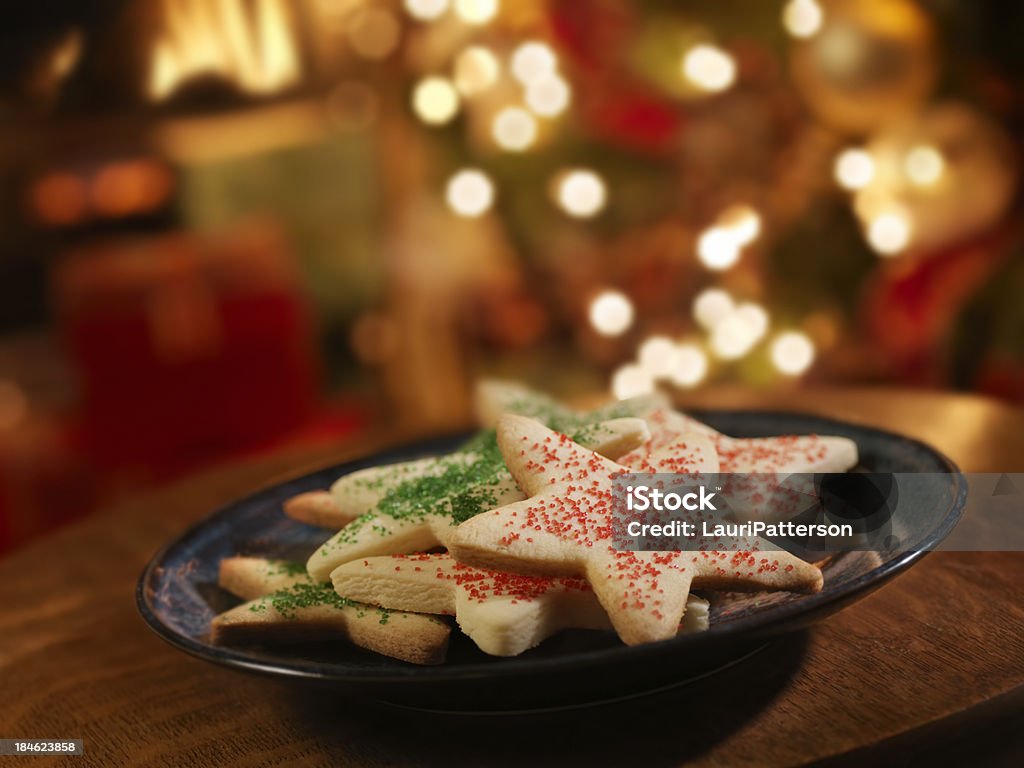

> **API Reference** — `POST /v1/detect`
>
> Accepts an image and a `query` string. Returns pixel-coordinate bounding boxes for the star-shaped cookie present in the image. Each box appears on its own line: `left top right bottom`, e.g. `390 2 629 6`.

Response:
211 557 450 665
285 382 666 531
622 408 857 523
307 416 650 581
473 378 667 429
330 553 709 656
450 415 823 646
634 408 858 473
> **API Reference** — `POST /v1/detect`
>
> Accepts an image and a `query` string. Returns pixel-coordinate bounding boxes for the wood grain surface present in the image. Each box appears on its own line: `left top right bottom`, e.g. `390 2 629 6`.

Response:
1 388 1022 767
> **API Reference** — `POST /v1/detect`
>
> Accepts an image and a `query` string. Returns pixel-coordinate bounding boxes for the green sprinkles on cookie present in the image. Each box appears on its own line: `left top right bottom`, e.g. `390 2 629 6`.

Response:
249 582 363 619
264 559 310 578
308 388 661 579
336 395 655 538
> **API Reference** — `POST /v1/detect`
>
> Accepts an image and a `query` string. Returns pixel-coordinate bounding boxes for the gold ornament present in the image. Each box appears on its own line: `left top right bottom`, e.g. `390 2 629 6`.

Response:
789 0 937 133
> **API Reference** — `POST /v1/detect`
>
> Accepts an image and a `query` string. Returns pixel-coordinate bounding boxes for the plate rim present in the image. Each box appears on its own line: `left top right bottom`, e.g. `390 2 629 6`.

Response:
136 409 968 684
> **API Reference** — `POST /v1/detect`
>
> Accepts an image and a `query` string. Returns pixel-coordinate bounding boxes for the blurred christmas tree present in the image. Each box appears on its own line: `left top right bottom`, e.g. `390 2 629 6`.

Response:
28 0 1013 409
361 0 1021 403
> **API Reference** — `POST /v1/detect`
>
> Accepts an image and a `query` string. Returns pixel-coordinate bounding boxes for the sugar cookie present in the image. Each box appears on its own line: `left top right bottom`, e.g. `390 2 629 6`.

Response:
634 408 858 473
218 556 313 599
451 415 822 645
473 378 666 429
330 553 709 656
306 417 650 582
211 557 451 665
622 408 858 523
283 491 353 530
284 381 662 537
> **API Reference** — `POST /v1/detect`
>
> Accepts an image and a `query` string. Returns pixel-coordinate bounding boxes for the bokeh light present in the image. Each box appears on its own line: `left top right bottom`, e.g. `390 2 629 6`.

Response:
682 44 737 93
709 308 767 360
525 74 570 117
412 76 459 124
91 160 172 217
638 336 677 378
454 46 499 96
454 0 498 25
771 331 816 376
555 170 607 218
783 0 824 39
669 344 708 388
697 227 742 271
404 0 448 21
904 144 945 186
446 169 494 217
867 211 912 255
835 148 875 190
511 42 557 85
719 204 761 245
589 291 634 337
30 172 88 225
492 107 537 151
693 288 735 330
612 364 654 400
735 302 769 343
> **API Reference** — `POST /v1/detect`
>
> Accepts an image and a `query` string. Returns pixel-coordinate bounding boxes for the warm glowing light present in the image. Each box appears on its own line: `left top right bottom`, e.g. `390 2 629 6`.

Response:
735 302 769 343
710 313 758 360
612 364 654 400
851 187 890 223
904 145 945 187
30 172 88 225
783 0 823 39
589 291 634 337
250 0 300 92
696 206 760 270
834 149 875 190
92 160 173 217
412 76 459 124
511 41 557 85
638 336 677 378
693 288 734 330
525 73 570 116
454 46 499 95
555 170 607 218
867 212 912 255
404 0 448 21
719 204 761 245
148 0 300 100
446 169 494 217
50 31 82 82
708 301 769 360
492 107 537 151
454 0 498 24
0 380 28 431
349 8 400 59
669 344 708 388
771 331 815 376
697 227 741 271
682 44 736 93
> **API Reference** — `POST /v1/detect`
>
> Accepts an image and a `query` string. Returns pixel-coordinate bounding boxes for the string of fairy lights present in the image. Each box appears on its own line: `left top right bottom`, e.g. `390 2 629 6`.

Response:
393 0 968 398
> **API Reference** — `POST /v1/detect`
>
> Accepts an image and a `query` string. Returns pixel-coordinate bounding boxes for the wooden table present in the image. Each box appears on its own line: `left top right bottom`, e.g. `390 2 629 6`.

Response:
1 388 1022 767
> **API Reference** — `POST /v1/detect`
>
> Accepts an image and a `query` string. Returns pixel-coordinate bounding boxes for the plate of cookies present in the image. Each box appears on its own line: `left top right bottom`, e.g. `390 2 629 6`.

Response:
137 381 965 711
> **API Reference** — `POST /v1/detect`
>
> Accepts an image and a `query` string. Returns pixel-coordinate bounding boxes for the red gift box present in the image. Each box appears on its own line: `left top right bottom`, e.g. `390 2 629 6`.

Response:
52 219 321 481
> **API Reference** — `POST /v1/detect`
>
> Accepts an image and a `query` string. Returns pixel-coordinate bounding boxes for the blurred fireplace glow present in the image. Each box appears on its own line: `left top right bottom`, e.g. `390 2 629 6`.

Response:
148 0 301 101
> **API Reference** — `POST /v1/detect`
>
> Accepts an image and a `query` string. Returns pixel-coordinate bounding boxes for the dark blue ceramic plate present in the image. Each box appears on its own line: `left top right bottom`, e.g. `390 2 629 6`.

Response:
137 411 966 711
